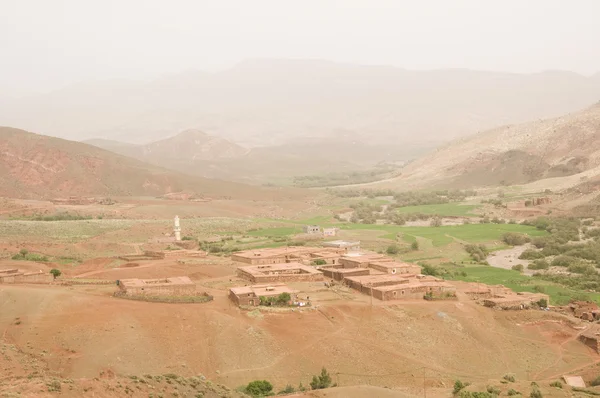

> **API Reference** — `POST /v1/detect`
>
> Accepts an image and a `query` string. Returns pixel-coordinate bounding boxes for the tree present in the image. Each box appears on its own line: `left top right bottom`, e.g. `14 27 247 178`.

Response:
313 259 327 266
430 217 443 227
19 248 29 256
310 367 332 390
245 380 273 397
511 264 524 272
411 241 419 251
50 269 61 279
276 292 291 305
386 244 400 255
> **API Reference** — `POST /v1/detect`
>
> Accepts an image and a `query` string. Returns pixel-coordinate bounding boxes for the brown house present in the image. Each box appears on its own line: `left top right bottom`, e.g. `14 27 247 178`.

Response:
229 284 296 306
236 263 324 283
321 267 370 281
368 261 421 275
117 276 196 296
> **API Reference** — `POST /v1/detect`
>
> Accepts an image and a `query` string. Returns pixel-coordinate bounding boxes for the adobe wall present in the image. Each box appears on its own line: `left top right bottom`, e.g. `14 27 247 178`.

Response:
232 256 288 265
16 273 53 283
124 284 196 297
251 273 323 283
579 335 600 353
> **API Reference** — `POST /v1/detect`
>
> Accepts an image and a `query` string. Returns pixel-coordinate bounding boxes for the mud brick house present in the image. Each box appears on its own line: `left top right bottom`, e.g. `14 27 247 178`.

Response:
339 253 392 269
463 283 513 300
303 225 321 234
343 274 411 293
231 247 322 265
229 283 296 306
368 261 421 275
237 263 324 283
322 240 361 251
372 281 456 300
144 249 207 259
321 267 371 281
483 292 549 310
579 325 600 353
0 269 53 284
117 276 195 296
323 228 338 237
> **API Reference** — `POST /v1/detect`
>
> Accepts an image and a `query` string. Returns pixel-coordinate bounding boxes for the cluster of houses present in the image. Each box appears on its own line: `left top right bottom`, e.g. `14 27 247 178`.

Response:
0 268 53 284
228 242 457 306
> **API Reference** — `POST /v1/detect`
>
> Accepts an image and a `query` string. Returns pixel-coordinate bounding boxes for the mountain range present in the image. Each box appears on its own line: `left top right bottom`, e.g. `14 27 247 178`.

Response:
2 59 600 154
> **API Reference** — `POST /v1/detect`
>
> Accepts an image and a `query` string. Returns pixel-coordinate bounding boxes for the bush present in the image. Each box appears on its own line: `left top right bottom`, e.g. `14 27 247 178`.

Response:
245 380 273 397
511 264 524 272
502 232 531 246
519 249 545 260
507 389 520 396
310 368 332 390
386 244 400 255
549 381 562 389
465 244 489 262
421 263 439 276
528 260 549 270
313 259 327 266
487 386 501 395
551 255 577 267
411 241 420 251
590 376 600 386
278 384 296 394
537 298 548 308
503 374 516 383
567 262 597 275
50 269 62 279
430 217 443 227
454 380 470 395
530 387 542 398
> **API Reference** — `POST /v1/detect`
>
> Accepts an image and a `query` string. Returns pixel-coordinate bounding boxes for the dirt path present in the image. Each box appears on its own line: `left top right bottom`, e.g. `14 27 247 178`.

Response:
486 245 533 275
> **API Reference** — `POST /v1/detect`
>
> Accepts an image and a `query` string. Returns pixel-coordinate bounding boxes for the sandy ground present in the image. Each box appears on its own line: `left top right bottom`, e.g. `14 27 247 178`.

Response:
487 245 533 275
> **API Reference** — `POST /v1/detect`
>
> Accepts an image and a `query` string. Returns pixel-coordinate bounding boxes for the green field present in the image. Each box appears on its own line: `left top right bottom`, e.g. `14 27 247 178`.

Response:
247 227 302 237
445 266 600 305
396 203 479 217
339 223 547 246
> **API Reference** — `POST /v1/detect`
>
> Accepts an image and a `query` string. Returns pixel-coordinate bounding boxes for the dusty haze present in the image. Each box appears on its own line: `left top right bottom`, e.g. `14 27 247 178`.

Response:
2 0 600 95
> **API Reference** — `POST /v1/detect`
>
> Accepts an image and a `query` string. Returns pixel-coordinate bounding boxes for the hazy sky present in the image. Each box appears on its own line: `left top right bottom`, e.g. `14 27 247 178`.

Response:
2 0 599 94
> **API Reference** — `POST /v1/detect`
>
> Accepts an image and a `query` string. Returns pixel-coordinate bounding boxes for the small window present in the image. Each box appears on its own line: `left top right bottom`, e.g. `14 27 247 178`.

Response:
402 290 405 295
392 268 396 274
393 291 397 297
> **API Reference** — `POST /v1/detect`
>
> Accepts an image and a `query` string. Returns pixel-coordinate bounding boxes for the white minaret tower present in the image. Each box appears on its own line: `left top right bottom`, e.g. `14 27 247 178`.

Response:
174 215 181 241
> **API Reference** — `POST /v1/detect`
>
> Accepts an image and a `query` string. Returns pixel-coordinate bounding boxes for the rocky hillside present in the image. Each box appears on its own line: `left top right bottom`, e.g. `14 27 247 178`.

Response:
0 127 277 199
381 102 600 189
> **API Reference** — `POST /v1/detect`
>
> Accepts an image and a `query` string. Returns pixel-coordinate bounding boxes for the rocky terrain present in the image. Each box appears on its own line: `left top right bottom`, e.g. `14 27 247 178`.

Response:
374 102 600 190
0 127 302 200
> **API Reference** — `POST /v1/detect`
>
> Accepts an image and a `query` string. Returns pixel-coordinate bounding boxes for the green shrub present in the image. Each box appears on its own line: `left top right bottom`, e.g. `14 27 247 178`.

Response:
50 269 62 279
511 264 524 272
549 381 562 389
454 380 470 394
519 249 545 260
386 244 400 255
487 386 501 395
528 259 549 270
529 387 542 398
310 368 332 390
507 389 520 396
313 259 327 266
503 374 516 383
502 232 531 246
245 380 273 397
278 384 296 394
551 255 577 267
411 241 420 251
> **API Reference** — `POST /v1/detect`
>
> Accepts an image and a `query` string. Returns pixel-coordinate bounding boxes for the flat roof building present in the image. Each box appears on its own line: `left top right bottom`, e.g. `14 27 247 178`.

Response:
231 247 324 265
321 267 371 281
368 261 421 275
322 240 361 251
229 283 297 306
117 276 195 296
0 268 53 284
339 253 392 269
236 262 324 283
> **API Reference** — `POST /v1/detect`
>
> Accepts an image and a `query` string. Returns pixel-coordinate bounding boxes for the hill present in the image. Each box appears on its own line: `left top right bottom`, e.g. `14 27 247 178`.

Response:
2 60 599 153
86 130 415 184
374 102 600 190
0 127 286 199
